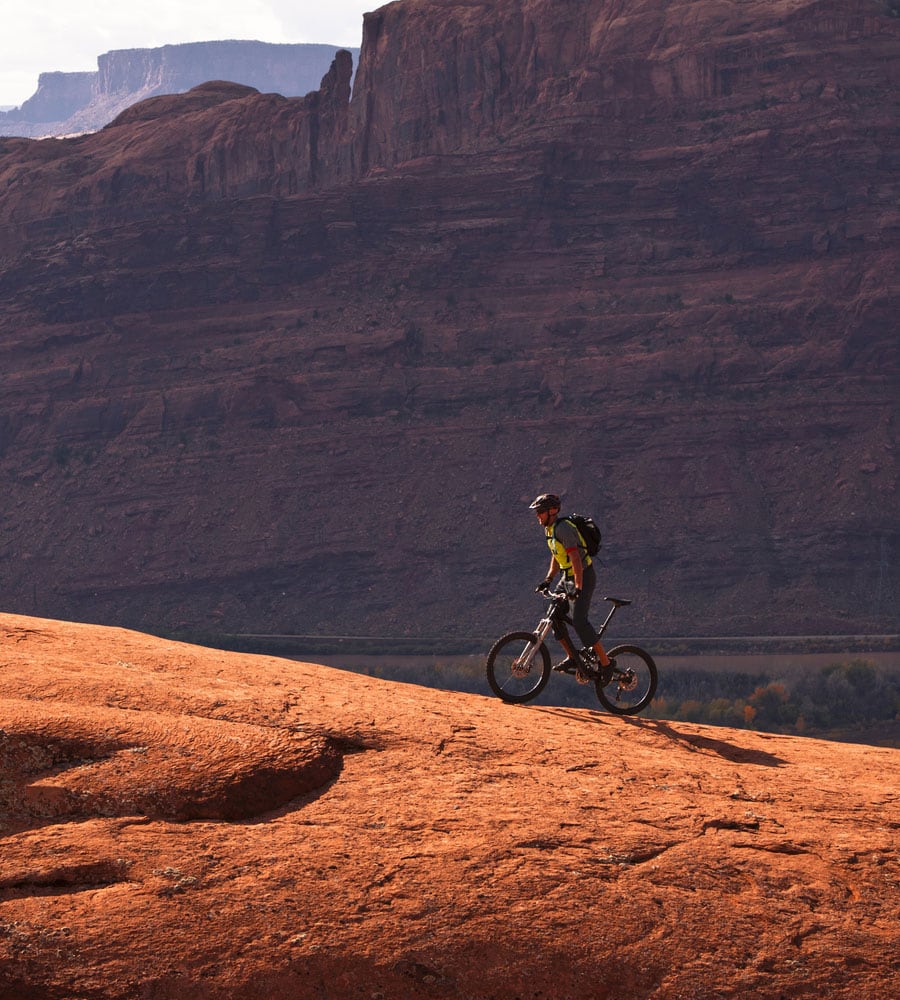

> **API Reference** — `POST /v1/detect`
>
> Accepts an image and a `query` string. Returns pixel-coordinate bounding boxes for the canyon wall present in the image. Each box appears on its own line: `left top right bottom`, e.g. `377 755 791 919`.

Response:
0 0 897 640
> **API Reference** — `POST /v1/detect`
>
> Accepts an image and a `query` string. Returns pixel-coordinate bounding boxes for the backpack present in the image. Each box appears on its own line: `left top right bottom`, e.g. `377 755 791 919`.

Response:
563 513 602 556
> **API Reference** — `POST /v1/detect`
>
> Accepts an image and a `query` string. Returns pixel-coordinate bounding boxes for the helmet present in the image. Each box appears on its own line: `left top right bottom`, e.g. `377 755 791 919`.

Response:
529 493 561 513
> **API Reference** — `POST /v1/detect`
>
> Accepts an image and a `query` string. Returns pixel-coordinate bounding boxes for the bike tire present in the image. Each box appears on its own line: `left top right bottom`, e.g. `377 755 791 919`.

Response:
595 644 658 715
486 631 552 704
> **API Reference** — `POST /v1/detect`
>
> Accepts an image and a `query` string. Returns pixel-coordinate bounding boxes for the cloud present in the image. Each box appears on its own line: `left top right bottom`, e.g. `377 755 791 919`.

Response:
268 0 371 48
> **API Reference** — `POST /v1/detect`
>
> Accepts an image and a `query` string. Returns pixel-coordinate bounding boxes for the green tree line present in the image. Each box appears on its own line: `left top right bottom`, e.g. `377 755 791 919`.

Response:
646 660 900 741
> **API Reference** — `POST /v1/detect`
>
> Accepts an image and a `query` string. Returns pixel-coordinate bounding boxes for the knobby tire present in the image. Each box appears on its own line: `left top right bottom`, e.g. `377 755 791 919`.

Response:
595 644 658 715
486 631 552 704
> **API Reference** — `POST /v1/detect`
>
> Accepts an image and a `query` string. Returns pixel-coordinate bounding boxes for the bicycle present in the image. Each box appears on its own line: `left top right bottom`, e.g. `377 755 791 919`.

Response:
485 584 658 714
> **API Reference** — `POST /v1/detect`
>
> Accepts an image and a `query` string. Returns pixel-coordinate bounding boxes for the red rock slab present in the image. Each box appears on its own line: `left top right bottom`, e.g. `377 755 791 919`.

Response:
0 613 897 999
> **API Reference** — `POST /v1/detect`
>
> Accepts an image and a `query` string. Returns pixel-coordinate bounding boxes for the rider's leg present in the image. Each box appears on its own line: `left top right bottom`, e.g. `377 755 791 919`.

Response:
551 620 578 661
560 637 578 658
591 640 612 668
572 566 612 667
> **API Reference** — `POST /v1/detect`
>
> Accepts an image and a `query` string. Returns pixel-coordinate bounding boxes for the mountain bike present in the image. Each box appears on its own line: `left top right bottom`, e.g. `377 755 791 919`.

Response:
486 585 657 714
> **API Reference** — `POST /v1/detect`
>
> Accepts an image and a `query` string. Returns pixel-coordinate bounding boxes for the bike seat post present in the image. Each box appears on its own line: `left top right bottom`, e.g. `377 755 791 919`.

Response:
598 603 617 636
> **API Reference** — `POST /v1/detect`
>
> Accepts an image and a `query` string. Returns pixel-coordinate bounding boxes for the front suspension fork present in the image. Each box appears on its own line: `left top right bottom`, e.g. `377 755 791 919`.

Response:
517 617 553 670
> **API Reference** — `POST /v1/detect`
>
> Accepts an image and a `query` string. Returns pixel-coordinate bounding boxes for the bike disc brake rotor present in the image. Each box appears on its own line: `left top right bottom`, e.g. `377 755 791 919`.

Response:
616 669 638 692
511 655 533 678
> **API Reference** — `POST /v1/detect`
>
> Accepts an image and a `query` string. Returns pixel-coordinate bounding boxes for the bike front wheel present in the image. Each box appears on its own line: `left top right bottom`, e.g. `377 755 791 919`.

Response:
595 644 658 715
486 631 552 704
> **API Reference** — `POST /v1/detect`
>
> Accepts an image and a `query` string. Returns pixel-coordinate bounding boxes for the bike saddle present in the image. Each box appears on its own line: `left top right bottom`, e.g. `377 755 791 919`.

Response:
605 597 632 607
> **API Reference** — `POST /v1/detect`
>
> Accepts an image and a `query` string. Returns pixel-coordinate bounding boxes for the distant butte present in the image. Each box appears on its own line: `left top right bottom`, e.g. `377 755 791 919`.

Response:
0 40 359 137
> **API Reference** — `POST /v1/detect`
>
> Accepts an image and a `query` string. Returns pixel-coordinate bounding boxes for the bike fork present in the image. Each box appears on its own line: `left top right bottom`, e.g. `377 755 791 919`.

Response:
516 618 553 670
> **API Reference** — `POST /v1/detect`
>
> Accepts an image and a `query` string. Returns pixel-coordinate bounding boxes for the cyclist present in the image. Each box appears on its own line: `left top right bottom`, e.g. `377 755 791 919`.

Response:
529 492 614 684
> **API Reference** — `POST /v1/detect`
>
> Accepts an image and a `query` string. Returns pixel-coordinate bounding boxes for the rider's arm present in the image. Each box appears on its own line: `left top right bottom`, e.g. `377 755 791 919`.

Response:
546 554 560 580
568 548 584 591
554 519 585 591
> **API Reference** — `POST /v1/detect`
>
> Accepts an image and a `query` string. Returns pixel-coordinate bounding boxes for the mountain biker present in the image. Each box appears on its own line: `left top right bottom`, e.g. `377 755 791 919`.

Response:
529 492 614 684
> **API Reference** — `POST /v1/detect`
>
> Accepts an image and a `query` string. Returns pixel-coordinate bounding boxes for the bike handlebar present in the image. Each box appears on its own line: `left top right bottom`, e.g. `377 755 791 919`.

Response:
536 583 576 600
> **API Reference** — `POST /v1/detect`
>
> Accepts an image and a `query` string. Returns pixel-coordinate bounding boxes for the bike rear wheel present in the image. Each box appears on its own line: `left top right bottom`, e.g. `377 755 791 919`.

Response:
486 631 552 703
595 644 657 715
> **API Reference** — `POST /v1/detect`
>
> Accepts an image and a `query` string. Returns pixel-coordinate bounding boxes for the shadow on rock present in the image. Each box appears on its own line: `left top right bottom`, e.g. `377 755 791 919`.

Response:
621 717 788 767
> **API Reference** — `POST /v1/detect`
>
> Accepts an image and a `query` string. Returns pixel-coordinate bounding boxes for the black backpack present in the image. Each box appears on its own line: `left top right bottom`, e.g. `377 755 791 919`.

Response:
562 513 602 556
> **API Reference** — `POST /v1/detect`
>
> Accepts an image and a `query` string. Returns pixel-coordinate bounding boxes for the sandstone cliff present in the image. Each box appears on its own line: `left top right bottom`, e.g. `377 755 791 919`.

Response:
0 40 359 138
1 71 96 126
0 614 898 998
0 0 897 641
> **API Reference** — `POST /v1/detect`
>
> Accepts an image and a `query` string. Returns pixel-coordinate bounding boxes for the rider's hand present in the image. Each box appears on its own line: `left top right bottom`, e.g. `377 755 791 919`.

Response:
566 583 582 599
535 578 552 593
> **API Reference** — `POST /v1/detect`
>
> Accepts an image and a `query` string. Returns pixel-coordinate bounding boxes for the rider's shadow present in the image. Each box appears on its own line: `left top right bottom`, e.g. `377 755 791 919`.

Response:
533 708 788 768
620 717 788 768
532 705 614 725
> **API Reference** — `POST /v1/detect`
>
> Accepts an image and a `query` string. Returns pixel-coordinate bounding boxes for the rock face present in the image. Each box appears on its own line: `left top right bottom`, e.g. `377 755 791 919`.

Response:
1 71 97 125
0 41 359 137
0 0 897 641
0 613 898 998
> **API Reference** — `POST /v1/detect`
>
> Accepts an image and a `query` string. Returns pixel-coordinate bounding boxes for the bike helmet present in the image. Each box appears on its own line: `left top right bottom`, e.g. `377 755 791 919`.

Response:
529 493 561 513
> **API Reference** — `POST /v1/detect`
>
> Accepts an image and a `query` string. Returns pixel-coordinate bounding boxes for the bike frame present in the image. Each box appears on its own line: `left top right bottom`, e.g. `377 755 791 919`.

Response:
487 588 656 714
520 592 618 667
594 601 621 639
518 589 623 669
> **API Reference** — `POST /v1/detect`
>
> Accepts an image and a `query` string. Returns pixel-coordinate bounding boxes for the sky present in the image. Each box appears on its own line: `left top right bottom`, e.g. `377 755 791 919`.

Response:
0 0 377 107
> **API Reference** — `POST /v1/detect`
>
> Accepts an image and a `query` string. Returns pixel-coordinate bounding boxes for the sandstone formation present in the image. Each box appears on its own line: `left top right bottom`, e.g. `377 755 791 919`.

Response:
0 72 97 128
0 0 897 642
0 41 359 138
0 613 898 998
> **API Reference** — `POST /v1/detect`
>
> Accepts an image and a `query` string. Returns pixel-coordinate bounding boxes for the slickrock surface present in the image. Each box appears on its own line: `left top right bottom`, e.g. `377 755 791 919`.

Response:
1 614 898 998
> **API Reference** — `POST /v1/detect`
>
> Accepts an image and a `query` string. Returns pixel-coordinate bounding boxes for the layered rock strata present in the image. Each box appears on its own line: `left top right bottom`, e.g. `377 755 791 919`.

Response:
0 0 897 639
